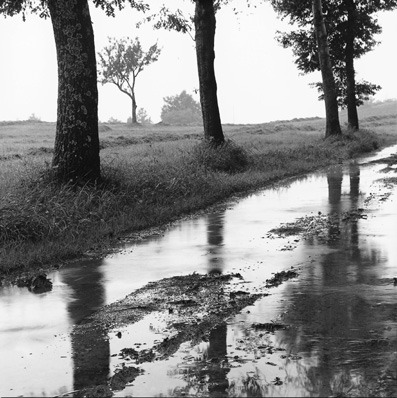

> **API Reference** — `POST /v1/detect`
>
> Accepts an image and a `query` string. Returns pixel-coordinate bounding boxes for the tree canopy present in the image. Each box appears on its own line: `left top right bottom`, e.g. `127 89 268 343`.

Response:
271 0 397 108
0 0 149 19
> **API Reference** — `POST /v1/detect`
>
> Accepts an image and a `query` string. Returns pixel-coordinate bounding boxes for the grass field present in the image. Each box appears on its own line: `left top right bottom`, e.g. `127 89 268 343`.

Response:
0 100 396 277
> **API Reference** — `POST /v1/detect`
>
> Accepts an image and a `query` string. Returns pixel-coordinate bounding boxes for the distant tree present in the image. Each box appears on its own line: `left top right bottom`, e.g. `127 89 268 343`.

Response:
137 107 152 124
98 37 161 124
28 113 41 122
271 0 397 130
0 0 148 183
161 90 202 125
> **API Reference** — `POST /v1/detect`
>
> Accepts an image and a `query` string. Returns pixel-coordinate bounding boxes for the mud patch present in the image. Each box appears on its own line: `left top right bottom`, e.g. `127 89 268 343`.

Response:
71 272 269 394
269 207 372 246
109 365 141 391
252 322 286 332
269 212 340 243
365 176 397 206
366 153 397 167
70 267 303 395
377 176 397 188
12 273 53 294
265 269 298 288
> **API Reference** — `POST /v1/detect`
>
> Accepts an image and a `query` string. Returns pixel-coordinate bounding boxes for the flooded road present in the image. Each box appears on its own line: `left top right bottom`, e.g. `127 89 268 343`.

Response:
1 145 396 397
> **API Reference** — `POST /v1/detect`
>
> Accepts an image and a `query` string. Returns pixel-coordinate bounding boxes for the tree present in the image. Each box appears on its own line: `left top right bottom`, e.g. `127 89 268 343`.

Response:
0 0 148 183
47 0 101 182
312 0 341 137
137 108 152 124
194 0 224 144
272 0 397 130
98 37 161 124
141 1 226 144
161 90 202 124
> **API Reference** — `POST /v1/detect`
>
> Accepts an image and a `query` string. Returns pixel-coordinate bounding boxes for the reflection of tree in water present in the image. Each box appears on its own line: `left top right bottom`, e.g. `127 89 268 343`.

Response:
165 323 230 397
62 260 110 391
326 165 344 246
272 163 396 396
327 165 344 208
206 212 226 275
164 212 229 395
227 368 269 397
348 163 360 250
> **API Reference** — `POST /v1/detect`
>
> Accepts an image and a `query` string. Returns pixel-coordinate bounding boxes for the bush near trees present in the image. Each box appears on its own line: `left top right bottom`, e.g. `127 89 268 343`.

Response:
161 90 202 125
137 108 152 124
28 113 41 122
127 109 152 125
107 116 122 124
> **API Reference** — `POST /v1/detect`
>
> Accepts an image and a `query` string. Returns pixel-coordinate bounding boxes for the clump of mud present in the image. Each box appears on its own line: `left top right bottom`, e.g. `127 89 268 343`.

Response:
109 365 141 391
252 322 286 332
265 269 298 288
13 273 53 294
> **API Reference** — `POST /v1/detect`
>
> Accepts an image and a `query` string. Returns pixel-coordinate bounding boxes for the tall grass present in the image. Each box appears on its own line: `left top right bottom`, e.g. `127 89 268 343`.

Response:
0 119 396 275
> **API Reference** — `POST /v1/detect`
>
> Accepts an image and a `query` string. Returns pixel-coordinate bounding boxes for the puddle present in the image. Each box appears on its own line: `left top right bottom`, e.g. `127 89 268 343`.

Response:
1 145 397 396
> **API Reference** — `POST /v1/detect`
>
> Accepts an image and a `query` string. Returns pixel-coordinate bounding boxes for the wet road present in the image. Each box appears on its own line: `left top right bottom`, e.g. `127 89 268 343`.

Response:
1 145 396 397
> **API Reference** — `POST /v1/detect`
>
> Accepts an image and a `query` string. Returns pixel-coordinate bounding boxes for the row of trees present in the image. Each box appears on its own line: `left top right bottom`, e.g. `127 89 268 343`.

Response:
271 0 397 134
1 0 395 183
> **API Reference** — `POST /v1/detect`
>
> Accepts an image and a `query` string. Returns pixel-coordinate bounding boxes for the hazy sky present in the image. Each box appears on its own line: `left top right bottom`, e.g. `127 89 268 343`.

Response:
0 2 396 124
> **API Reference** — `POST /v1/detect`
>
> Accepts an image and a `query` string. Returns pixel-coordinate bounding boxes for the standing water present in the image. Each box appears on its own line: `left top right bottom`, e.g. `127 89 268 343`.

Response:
1 146 396 397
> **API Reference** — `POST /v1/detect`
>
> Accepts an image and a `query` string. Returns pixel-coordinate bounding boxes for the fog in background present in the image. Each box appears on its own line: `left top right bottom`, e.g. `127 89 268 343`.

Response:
0 2 395 124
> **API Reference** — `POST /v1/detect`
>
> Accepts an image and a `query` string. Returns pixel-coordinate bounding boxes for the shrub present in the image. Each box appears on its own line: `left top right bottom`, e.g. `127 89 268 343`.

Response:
192 140 249 173
161 90 202 125
107 117 122 124
28 113 41 122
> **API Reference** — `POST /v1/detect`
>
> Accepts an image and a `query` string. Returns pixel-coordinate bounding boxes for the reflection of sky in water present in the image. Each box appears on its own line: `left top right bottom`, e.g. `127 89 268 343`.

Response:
0 275 73 397
1 145 396 396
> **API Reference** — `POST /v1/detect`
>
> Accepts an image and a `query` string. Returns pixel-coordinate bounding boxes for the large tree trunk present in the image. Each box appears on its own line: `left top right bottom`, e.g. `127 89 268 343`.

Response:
312 0 342 138
48 0 100 183
194 0 224 145
345 0 359 130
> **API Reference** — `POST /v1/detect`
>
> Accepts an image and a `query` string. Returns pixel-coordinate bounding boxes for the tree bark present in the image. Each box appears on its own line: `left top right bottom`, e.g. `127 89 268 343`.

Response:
194 0 224 145
48 0 100 183
131 95 137 124
345 0 359 130
312 0 342 137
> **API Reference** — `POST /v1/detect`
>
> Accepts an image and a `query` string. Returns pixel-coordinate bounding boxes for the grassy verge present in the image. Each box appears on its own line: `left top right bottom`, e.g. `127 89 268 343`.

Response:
1 114 396 277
